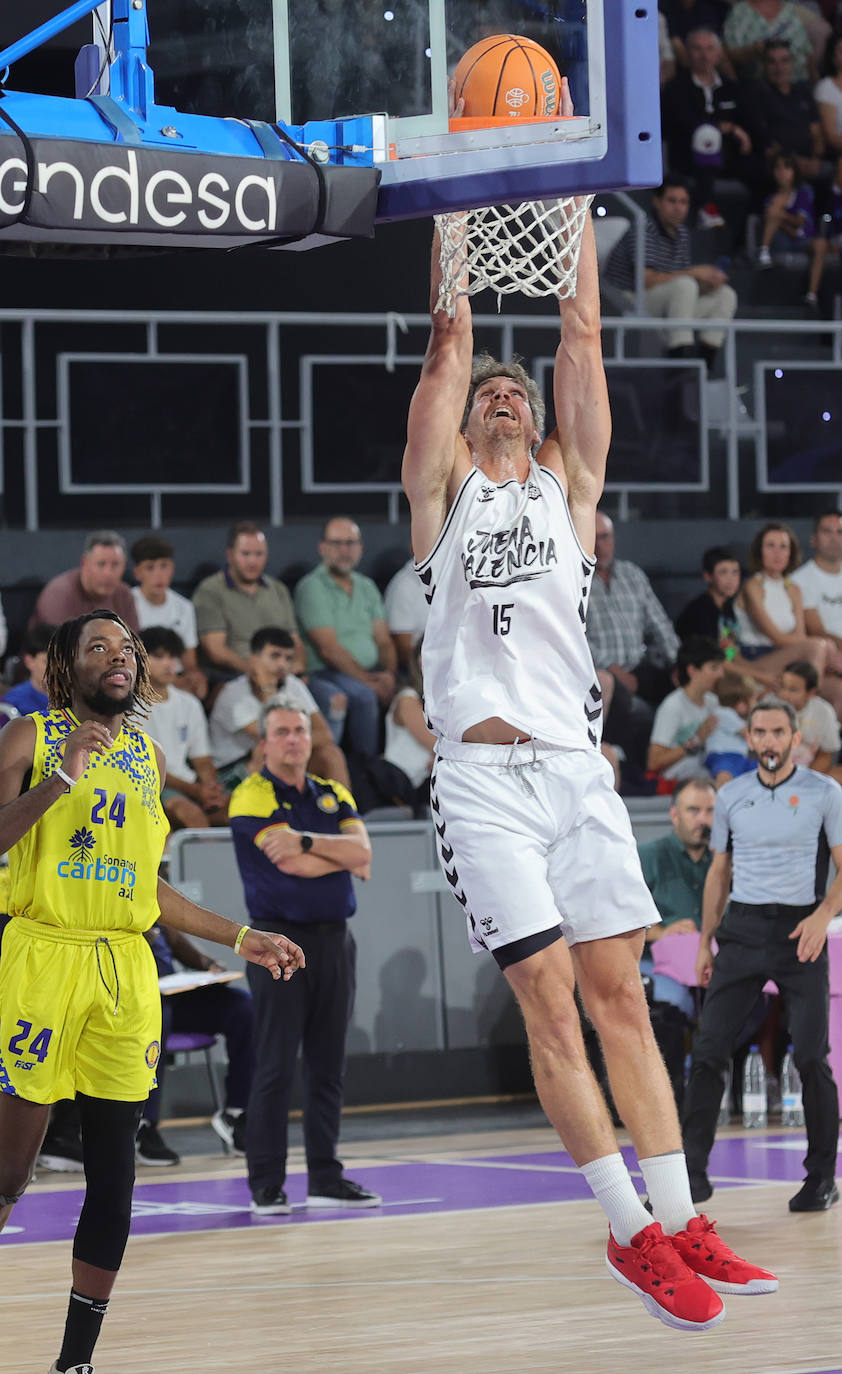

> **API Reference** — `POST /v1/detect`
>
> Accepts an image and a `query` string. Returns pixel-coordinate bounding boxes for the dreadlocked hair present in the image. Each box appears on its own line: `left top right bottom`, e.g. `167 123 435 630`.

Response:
44 610 160 717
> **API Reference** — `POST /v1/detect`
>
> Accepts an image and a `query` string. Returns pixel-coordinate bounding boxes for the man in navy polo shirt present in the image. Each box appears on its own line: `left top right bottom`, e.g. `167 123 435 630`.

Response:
682 698 842 1212
229 699 380 1215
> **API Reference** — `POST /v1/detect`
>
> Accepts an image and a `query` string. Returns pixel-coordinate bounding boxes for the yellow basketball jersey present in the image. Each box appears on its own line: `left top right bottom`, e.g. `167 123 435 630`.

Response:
8 708 169 932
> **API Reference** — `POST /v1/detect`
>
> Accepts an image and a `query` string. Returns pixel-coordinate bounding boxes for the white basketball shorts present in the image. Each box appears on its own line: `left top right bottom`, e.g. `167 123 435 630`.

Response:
430 739 661 957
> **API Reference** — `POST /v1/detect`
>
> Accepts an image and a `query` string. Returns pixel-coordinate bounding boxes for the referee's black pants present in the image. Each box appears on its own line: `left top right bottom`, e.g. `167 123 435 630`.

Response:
245 920 356 1194
682 904 839 1184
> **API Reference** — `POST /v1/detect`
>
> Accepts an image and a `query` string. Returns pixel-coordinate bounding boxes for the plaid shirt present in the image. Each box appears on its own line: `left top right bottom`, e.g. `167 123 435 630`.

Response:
586 559 680 671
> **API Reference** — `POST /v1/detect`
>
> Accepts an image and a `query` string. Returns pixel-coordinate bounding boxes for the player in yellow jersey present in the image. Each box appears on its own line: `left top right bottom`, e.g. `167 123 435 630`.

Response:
0 611 305 1374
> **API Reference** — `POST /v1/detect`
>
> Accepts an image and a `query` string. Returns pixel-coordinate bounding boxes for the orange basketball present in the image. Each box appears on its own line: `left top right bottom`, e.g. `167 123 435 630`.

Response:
453 34 561 120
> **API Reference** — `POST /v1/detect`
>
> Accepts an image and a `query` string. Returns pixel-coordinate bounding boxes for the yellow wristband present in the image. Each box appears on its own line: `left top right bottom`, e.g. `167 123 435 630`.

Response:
233 924 250 955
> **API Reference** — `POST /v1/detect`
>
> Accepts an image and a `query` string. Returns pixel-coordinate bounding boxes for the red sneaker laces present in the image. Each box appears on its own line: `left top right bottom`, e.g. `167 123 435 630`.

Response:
683 1215 733 1267
634 1229 697 1292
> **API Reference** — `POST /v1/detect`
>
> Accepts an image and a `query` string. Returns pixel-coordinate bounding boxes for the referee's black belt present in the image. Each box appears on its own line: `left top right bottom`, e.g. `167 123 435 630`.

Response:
729 901 816 920
255 918 348 935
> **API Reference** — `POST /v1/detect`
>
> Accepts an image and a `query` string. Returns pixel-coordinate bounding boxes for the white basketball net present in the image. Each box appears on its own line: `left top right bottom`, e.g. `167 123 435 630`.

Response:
434 195 594 316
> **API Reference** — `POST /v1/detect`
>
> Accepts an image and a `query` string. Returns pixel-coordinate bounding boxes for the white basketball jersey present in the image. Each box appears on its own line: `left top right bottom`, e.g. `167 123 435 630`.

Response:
417 463 603 749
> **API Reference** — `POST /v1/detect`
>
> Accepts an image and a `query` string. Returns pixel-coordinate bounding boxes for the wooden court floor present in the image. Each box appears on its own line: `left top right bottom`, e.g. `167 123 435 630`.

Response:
2 1114 841 1374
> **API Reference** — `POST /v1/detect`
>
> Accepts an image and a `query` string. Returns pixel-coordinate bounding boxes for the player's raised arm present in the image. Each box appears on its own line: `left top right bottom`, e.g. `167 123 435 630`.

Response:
402 223 474 563
539 210 611 554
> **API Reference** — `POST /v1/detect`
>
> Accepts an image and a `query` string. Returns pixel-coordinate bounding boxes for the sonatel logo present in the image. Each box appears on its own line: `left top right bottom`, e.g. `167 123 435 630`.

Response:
57 827 137 886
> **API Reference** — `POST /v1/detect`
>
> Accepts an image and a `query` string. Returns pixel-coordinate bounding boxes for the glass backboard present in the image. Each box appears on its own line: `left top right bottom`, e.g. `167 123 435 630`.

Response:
36 0 661 222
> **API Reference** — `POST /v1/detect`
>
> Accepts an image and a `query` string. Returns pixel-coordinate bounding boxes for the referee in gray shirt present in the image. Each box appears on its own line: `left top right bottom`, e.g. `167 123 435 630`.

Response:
682 698 842 1213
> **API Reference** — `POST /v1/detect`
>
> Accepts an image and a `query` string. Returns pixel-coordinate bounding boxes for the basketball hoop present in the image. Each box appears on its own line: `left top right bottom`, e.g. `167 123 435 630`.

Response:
434 195 594 316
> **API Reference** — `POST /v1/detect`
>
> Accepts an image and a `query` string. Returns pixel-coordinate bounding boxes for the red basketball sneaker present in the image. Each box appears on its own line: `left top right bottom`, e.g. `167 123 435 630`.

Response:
606 1222 725 1331
670 1215 779 1295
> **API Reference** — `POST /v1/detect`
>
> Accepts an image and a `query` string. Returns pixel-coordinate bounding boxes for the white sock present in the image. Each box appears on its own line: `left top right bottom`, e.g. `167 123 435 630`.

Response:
638 1151 696 1236
580 1153 653 1246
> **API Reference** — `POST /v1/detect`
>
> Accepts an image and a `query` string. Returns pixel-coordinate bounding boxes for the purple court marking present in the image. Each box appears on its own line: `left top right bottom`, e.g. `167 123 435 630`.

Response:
3 1133 838 1247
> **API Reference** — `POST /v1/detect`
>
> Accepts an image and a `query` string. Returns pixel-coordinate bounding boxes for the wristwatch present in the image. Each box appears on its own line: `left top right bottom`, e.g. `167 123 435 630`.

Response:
300 833 313 852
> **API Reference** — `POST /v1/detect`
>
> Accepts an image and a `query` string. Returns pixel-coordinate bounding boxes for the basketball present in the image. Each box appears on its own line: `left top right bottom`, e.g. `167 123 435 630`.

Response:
453 34 562 120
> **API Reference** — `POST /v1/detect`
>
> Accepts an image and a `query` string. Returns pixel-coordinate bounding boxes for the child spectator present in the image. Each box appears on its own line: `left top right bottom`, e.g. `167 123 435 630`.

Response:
141 627 230 830
2 624 53 716
647 637 726 786
779 658 842 772
131 534 206 699
757 151 816 260
704 670 759 784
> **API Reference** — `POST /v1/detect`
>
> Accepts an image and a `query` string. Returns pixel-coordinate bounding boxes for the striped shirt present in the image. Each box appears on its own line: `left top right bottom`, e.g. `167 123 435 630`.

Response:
586 559 680 672
712 766 842 906
605 217 692 293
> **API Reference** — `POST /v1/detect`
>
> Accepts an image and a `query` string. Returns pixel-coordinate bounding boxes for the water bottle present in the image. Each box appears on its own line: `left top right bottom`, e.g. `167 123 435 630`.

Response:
717 1061 732 1126
781 1045 804 1127
742 1046 767 1128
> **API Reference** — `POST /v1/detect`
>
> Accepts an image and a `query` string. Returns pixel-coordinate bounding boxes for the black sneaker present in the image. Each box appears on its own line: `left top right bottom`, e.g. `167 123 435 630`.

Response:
136 1119 180 1167
689 1170 713 1204
307 1178 382 1209
789 1176 839 1212
211 1108 246 1155
38 1136 84 1172
251 1185 291 1215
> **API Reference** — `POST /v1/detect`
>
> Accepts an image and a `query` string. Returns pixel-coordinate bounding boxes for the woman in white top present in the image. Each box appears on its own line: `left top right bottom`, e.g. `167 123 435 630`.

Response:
815 33 842 157
736 522 842 716
383 641 436 812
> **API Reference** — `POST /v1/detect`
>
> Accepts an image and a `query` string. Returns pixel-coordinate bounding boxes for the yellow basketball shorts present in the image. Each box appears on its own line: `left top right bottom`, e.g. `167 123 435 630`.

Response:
0 917 162 1104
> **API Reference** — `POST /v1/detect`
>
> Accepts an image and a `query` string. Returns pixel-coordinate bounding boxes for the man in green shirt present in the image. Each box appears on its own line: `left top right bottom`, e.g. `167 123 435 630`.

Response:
638 777 716 1020
192 521 305 680
294 517 397 757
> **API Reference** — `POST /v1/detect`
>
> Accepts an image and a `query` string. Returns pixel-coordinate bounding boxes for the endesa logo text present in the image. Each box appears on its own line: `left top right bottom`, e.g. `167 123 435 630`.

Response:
0 143 302 235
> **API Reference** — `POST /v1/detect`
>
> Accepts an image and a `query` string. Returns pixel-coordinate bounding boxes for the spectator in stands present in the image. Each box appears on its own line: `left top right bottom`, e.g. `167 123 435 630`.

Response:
725 3 815 83
141 628 230 830
756 151 819 279
661 29 759 227
792 509 842 669
638 776 717 1020
752 40 825 183
815 31 842 157
2 624 52 716
736 521 842 712
780 658 842 773
209 627 349 789
661 0 730 68
383 553 429 674
704 670 759 784
294 517 397 759
382 639 435 814
647 637 726 785
192 521 304 680
131 534 206 698
586 511 680 775
138 925 255 1166
676 545 742 653
30 530 139 631
605 175 738 371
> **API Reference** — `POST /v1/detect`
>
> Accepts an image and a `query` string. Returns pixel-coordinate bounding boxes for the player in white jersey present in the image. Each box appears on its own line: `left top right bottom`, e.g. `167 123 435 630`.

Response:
402 145 776 1327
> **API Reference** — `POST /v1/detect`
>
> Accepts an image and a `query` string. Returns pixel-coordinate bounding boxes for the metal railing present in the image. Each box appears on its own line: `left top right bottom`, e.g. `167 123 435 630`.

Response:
0 306 839 529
